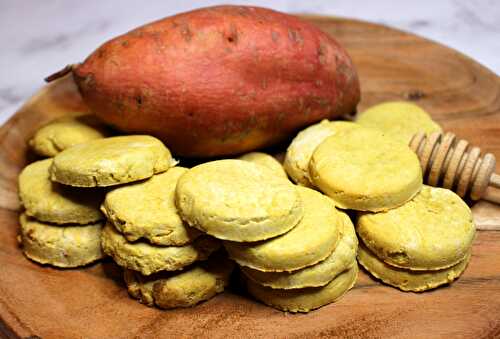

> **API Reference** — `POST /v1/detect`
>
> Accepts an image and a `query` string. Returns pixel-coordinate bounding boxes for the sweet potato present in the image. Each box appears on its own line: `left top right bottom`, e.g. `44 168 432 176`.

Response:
57 5 360 157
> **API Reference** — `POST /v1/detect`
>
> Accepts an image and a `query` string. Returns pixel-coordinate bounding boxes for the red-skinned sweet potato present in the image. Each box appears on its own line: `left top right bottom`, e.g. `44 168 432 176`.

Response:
55 5 360 157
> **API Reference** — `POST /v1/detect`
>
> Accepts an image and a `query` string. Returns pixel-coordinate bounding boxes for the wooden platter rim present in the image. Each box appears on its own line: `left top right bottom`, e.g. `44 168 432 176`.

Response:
1 15 500 339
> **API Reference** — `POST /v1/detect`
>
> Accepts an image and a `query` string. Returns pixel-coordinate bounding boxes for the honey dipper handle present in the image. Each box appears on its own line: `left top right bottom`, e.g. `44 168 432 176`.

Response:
484 186 500 204
491 173 500 189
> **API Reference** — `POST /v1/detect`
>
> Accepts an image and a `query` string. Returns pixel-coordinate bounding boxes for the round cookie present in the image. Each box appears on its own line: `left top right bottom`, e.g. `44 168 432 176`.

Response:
224 186 341 272
29 115 108 157
101 223 220 275
245 264 358 313
50 135 176 187
241 211 357 288
19 213 104 268
309 127 422 211
283 120 359 187
175 159 303 242
102 167 200 246
356 101 442 144
358 243 471 292
357 185 475 270
238 152 288 179
18 159 104 224
124 252 234 309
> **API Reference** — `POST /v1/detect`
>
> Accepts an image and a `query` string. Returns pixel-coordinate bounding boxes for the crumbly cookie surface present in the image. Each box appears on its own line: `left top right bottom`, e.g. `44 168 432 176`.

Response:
284 120 359 187
310 127 422 211
51 135 176 187
19 213 104 268
358 242 470 292
102 167 200 246
224 186 341 272
29 115 108 157
246 264 358 313
176 159 303 242
242 211 357 289
357 101 442 144
101 223 220 275
357 185 475 270
238 152 287 179
18 159 104 224
124 252 234 309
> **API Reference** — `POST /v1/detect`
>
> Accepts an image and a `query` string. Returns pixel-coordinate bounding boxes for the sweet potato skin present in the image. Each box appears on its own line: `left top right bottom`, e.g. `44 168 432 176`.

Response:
73 5 360 157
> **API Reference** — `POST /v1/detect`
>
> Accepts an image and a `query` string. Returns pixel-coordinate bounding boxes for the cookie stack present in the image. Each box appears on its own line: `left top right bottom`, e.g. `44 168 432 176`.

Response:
18 116 111 267
52 134 231 309
175 159 358 312
100 165 231 309
284 102 475 292
18 158 106 268
356 185 475 291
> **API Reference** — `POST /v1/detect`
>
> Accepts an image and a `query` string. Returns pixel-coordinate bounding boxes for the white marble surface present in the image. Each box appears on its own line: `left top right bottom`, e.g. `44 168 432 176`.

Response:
1 0 499 124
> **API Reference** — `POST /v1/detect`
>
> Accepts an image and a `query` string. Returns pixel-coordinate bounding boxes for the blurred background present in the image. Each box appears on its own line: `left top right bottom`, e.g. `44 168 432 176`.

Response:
1 0 498 124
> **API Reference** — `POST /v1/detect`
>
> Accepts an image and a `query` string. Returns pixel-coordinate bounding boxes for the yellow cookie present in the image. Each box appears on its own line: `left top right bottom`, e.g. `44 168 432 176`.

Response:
358 243 471 292
102 167 201 246
124 252 234 309
284 120 359 187
29 115 108 157
309 127 422 211
357 101 442 144
357 185 475 270
238 152 287 179
241 211 357 288
19 213 104 268
18 159 104 224
101 223 220 275
224 186 341 272
50 135 176 187
176 159 303 242
245 264 358 313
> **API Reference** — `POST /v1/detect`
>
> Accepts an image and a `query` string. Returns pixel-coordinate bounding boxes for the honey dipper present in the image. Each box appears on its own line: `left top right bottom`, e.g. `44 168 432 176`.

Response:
409 132 500 204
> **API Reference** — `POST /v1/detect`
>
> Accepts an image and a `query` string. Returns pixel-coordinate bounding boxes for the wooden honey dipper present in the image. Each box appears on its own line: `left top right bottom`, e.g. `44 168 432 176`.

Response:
409 132 500 204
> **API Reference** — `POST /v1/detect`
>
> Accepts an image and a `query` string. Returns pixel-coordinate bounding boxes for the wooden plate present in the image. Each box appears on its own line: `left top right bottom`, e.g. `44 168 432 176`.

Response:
1 17 500 338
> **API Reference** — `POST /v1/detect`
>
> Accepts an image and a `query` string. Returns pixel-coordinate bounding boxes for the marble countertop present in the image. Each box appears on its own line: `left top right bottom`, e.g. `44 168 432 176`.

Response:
1 0 499 124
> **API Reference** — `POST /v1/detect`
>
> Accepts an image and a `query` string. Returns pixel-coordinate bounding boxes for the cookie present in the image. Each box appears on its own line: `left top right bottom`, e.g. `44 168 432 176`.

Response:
356 101 442 144
101 223 220 275
241 211 357 288
356 185 475 270
124 252 234 309
176 159 303 242
29 115 108 157
18 159 104 224
283 120 359 187
309 127 422 211
358 243 471 292
224 186 341 272
245 264 358 313
102 167 200 246
50 135 176 187
238 152 287 179
19 213 104 268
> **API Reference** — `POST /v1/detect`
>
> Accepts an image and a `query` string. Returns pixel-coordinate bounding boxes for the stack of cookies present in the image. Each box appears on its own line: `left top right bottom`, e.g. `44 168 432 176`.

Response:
99 164 231 309
18 115 110 268
175 159 358 312
356 185 475 291
50 133 231 309
284 101 475 292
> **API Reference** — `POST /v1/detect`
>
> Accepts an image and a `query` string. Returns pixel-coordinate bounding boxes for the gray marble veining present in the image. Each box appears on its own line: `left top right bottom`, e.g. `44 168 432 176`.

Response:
1 0 498 124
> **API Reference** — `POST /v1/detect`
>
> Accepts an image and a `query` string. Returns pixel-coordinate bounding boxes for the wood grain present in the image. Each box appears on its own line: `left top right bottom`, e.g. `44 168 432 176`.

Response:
1 17 500 338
